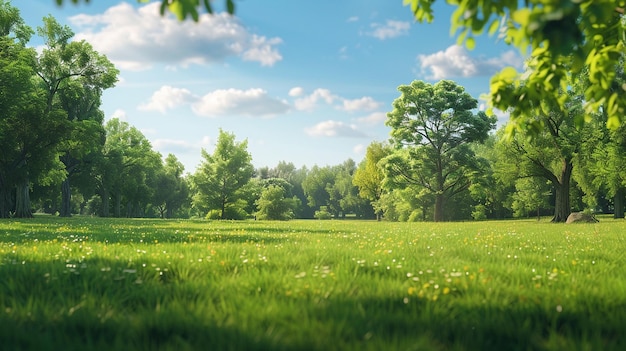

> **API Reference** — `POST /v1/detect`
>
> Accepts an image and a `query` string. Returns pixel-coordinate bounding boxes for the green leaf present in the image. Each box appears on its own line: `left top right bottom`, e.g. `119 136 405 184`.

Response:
227 0 235 14
466 36 476 50
487 19 500 36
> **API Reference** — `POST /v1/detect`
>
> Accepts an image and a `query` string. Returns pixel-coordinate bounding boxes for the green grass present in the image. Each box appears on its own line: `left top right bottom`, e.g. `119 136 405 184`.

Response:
0 216 625 350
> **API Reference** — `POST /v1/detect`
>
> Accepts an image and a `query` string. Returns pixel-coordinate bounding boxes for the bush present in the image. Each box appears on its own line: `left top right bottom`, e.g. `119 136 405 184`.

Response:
314 206 332 220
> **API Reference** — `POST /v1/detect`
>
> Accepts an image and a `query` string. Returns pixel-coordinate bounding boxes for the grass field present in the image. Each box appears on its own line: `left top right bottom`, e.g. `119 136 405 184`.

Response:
0 216 625 351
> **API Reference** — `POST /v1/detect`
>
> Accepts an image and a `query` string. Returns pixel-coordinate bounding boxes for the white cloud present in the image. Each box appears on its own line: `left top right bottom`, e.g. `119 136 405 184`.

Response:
347 16 359 22
288 86 304 97
340 96 380 112
192 88 290 117
305 120 368 138
152 138 198 153
355 111 387 125
293 88 380 112
353 143 366 155
138 86 197 113
109 108 128 121
368 20 410 40
293 89 337 111
417 45 523 80
70 2 282 70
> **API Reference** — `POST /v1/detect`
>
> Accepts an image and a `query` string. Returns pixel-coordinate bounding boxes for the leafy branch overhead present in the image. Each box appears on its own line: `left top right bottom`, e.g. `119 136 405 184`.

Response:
55 0 236 21
406 0 626 131
56 0 626 132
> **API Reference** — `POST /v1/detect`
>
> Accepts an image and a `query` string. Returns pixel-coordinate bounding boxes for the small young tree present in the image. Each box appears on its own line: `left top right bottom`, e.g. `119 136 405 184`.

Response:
255 185 296 220
192 129 254 219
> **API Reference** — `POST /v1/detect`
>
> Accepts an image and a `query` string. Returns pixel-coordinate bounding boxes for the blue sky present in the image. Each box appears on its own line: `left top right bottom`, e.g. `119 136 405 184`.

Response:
21 0 521 173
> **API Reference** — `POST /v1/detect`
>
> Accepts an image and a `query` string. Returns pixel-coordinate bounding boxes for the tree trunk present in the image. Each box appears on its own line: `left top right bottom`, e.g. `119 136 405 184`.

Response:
14 177 33 218
59 178 72 217
100 188 110 217
166 202 173 219
551 161 573 223
614 188 625 219
434 194 444 222
0 176 11 218
114 193 121 217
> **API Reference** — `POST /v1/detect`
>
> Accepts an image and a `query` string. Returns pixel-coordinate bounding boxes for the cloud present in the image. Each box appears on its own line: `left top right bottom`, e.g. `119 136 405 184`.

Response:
138 86 197 113
70 2 282 70
340 96 380 112
288 86 304 97
192 88 290 117
355 111 387 125
353 143 366 155
305 120 368 138
152 138 198 154
293 89 338 111
368 20 410 40
347 16 359 23
417 45 523 80
109 108 128 121
293 88 381 112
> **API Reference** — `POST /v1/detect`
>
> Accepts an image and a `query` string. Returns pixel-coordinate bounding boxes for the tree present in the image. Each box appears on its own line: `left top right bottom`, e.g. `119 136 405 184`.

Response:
192 129 254 219
384 80 496 222
255 185 296 220
35 16 118 217
406 0 626 133
154 154 189 218
353 141 392 220
577 117 626 218
494 88 588 222
93 118 161 217
302 165 338 217
510 178 552 220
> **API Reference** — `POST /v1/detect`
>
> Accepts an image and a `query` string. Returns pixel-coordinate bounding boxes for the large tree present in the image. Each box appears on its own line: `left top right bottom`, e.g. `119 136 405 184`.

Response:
154 154 190 219
93 118 161 217
494 91 587 222
0 2 70 218
35 16 118 217
192 129 254 219
384 80 496 222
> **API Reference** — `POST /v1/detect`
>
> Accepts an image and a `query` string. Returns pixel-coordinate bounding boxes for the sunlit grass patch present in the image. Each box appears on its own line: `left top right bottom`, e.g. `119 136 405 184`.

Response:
0 216 625 350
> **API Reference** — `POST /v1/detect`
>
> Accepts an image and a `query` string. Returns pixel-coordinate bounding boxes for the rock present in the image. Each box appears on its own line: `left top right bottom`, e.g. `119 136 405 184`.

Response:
566 212 599 224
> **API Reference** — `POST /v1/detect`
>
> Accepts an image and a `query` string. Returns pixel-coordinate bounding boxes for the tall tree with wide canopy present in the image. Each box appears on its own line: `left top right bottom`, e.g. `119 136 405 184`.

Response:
35 15 118 217
0 2 69 218
192 129 254 219
0 6 34 217
494 91 587 222
384 80 496 222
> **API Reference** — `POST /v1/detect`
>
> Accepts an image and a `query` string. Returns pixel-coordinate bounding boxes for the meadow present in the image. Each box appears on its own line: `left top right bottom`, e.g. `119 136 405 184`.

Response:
0 216 624 351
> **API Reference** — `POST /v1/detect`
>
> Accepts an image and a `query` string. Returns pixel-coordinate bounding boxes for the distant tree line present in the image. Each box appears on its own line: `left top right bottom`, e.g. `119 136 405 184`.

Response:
2 3 626 222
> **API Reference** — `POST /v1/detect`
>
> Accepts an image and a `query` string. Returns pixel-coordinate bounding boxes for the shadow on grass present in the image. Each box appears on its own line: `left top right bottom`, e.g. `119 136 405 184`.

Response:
1 256 625 351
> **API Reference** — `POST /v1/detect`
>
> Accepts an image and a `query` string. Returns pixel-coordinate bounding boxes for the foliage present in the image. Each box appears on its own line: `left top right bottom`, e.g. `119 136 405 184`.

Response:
407 0 626 133
313 206 332 220
1 217 625 350
384 80 496 222
192 129 254 219
55 0 236 21
255 185 296 221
